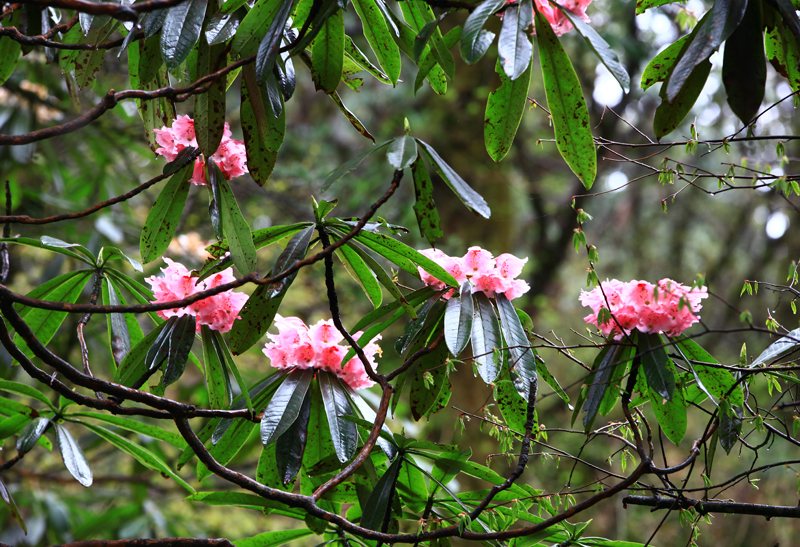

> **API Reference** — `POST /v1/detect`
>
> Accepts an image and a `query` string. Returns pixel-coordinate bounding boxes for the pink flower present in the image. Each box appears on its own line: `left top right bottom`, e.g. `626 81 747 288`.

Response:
579 278 708 340
502 0 592 36
262 316 380 390
417 247 530 301
145 258 248 333
153 115 249 186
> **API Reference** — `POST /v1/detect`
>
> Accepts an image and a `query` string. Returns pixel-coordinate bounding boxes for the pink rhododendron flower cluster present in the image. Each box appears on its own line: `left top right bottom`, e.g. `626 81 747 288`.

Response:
504 0 592 36
579 278 708 340
417 246 530 300
145 258 248 333
154 115 248 186
262 316 381 390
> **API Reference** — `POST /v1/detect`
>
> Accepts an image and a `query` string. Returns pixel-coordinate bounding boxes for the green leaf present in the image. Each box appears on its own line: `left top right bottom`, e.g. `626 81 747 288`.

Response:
0 37 22 85
328 91 376 142
353 230 458 286
54 424 92 487
234 528 314 547
216 171 258 275
205 10 242 44
0 415 35 441
336 243 383 308
460 0 504 64
471 293 502 384
536 11 596 189
718 399 742 453
13 271 93 358
275 388 311 484
416 140 491 218
0 237 93 264
598 344 634 416
0 380 52 407
115 321 169 386
312 8 345 93
387 135 419 170
0 476 26 534
654 60 711 139
636 0 684 14
409 341 450 420
318 372 358 463
261 369 314 444
674 337 743 406
81 422 194 492
485 58 531 162
498 0 533 80
352 0 402 84
665 0 748 101
444 283 474 356
640 35 690 90
555 5 630 93
139 163 191 263
411 157 444 246
638 332 675 400
66 411 186 449
751 327 800 367
255 0 294 85
195 39 227 156
16 417 50 454
765 10 800 92
495 295 536 401
582 344 623 431
722 5 765 122
640 361 687 445
160 0 206 69
494 379 532 433
158 315 196 388
202 325 233 409
232 0 283 55
361 456 402 531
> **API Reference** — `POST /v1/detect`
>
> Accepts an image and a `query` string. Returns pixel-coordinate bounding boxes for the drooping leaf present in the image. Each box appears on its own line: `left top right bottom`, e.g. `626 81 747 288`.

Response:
654 60 712 139
722 0 765 124
201 325 233 409
205 10 242 45
460 0 504 63
555 4 630 92
765 9 800 92
444 282 474 356
255 0 294 84
535 11 596 189
665 0 748 100
261 369 314 444
54 424 93 487
0 476 26 533
328 91 376 141
638 332 675 400
312 8 345 93
160 314 197 388
485 58 531 162
275 388 312 484
361 456 402 531
387 135 419 170
639 357 687 445
471 293 502 384
495 295 536 401
409 341 450 420
416 139 491 218
582 343 623 431
411 157 444 246
215 169 258 275
66 411 186 449
718 399 743 453
139 163 191 263
353 230 458 286
0 380 53 407
674 337 743 406
318 372 358 462
0 37 22 85
195 38 227 156
751 327 800 367
351 0 402 84
240 65 285 185
498 0 533 80
232 0 284 55
640 35 690 90
16 417 50 454
160 0 207 69
336 243 383 308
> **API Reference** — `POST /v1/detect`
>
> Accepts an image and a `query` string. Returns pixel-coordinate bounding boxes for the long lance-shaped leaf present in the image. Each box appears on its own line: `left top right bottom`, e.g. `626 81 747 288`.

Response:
498 0 533 80
140 163 191 263
485 58 532 162
535 11 596 189
67 411 186 449
471 293 502 384
416 140 491 218
0 37 21 86
275 388 312 484
638 332 675 400
640 359 687 444
641 35 690 90
312 8 345 93
751 329 800 367
161 315 197 388
665 0 748 101
16 417 50 454
160 0 207 69
353 230 458 286
386 135 418 170
582 343 623 431
232 0 284 55
336 243 383 308
255 0 294 84
261 369 314 444
351 0 401 84
201 325 233 409
115 320 168 386
54 424 93 487
495 294 536 401
444 282 474 356
195 38 227 156
721 0 765 124
214 167 257 275
554 4 630 92
654 60 711 139
460 0 504 63
318 372 358 462
361 456 402 531
411 157 443 246
0 476 26 533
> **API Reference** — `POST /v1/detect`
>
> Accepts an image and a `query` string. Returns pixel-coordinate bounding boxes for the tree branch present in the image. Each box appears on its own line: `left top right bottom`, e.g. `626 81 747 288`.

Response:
623 495 800 518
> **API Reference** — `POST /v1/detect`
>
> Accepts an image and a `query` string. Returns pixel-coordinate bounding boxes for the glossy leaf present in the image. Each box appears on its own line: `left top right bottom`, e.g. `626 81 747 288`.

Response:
361 456 402 531
261 369 314 444
67 411 186 449
460 0 504 63
275 388 311 484
16 416 50 453
352 0 402 84
195 39 227 156
721 0 765 123
444 282 474 356
312 9 345 93
0 37 22 85
160 314 197 388
640 35 689 90
336 243 383 308
234 529 314 547
205 11 242 45
255 0 293 84
409 341 450 420
674 337 743 406
55 424 93 487
495 295 537 401
115 321 168 387
718 399 743 453
232 0 284 55
485 58 531 162
160 0 206 69
654 60 711 139
640 361 687 445
582 344 623 431
353 230 458 286
216 173 257 275
494 379 532 434
0 476 26 534
387 135 419 170
471 293 502 383
240 64 285 184
536 11 596 189
0 380 52 407
139 163 191 263
201 325 232 409
638 332 675 400
318 372 358 462
416 139 491 218
411 157 443 245
751 327 800 367
498 0 533 80
665 0 748 101
329 91 376 142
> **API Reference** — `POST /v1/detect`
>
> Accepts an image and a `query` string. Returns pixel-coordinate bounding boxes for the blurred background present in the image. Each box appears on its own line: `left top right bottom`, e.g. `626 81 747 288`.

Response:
1 0 799 544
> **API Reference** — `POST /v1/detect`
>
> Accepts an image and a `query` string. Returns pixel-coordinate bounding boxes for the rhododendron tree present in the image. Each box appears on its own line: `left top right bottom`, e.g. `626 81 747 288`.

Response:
2 0 800 544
